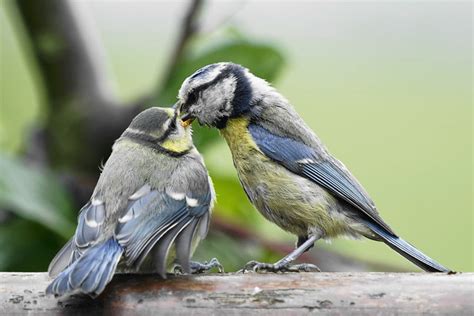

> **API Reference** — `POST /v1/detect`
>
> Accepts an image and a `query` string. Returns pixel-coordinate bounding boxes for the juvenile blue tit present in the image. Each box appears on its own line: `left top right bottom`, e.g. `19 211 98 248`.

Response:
46 107 219 297
177 62 450 273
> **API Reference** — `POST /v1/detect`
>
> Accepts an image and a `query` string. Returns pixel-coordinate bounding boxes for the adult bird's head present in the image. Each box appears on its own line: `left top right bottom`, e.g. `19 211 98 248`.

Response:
176 62 272 129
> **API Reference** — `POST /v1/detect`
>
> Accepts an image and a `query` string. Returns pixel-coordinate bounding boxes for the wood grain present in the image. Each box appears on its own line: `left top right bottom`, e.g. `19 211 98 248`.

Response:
1 272 472 315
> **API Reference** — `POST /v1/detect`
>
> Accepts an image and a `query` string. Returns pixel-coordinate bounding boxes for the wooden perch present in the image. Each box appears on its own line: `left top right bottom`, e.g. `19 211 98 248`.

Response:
1 272 472 315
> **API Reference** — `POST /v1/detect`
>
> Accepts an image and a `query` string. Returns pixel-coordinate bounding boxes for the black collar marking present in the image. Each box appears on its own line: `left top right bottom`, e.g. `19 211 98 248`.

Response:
215 66 254 129
229 65 253 117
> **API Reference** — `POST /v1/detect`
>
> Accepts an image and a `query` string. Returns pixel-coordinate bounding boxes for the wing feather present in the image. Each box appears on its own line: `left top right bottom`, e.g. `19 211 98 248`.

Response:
174 218 200 273
151 217 194 278
115 186 212 272
249 123 395 235
48 201 107 277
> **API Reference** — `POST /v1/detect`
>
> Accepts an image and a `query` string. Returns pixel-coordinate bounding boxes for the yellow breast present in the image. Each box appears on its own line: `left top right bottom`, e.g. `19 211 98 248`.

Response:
219 117 358 238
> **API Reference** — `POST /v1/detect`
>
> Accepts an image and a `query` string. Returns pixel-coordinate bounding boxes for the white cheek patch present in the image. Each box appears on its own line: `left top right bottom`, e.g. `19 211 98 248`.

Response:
186 196 199 207
204 76 237 112
162 118 171 132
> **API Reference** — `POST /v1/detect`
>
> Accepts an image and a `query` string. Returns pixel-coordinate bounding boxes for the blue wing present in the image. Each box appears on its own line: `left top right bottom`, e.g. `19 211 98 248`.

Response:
248 123 394 235
48 201 107 277
46 201 123 296
48 181 212 289
46 238 123 297
115 184 211 277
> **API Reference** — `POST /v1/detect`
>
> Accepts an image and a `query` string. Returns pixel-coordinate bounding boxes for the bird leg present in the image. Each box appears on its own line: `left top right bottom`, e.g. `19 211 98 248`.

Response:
241 235 320 273
297 235 315 252
174 257 224 274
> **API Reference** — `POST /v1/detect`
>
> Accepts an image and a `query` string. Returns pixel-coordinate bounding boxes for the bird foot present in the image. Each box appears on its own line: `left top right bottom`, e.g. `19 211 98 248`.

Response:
174 258 224 275
240 260 320 273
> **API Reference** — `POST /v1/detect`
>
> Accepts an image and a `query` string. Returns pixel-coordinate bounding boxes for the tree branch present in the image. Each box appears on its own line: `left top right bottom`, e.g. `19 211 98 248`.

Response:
156 0 204 101
14 0 116 110
0 272 469 314
13 0 140 173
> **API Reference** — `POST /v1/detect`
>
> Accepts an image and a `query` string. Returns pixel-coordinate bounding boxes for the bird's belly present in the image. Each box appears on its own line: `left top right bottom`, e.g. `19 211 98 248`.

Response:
235 150 354 238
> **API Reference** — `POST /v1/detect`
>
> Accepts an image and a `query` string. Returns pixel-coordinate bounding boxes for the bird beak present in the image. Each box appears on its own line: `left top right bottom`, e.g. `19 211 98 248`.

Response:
173 101 195 127
180 113 195 128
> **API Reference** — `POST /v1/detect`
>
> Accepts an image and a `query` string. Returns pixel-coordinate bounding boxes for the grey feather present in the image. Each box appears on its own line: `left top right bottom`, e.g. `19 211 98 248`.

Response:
151 217 193 278
48 239 74 277
196 211 210 239
174 218 200 273
75 201 106 248
132 213 187 269
115 190 189 266
365 221 449 272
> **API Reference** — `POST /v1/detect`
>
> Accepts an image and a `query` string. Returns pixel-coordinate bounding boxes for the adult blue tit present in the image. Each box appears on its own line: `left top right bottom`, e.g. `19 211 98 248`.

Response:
177 62 450 273
46 107 220 297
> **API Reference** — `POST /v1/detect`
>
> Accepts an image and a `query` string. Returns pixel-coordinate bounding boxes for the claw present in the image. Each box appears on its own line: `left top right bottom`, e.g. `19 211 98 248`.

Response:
173 265 185 275
191 258 224 274
285 263 320 272
175 258 224 275
240 260 320 273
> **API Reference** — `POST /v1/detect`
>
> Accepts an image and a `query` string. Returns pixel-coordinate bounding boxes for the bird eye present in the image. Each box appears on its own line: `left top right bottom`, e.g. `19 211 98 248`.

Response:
168 118 177 130
187 90 199 105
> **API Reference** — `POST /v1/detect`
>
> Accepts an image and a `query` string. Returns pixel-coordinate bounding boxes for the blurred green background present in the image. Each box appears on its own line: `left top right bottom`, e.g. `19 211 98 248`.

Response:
0 0 472 272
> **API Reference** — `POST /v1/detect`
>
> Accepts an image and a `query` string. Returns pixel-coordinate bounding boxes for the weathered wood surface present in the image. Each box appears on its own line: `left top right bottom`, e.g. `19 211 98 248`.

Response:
0 272 472 315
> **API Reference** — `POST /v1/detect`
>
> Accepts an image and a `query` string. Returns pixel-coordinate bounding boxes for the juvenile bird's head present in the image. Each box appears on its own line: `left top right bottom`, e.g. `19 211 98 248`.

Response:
121 107 193 154
177 62 270 128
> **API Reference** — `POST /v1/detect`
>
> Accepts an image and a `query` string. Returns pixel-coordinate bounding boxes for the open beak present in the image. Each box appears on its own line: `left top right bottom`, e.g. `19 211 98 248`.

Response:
180 113 195 128
173 101 195 127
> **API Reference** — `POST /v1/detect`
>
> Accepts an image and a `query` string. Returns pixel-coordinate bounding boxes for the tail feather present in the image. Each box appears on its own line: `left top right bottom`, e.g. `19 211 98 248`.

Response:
48 239 74 278
95 258 118 294
365 221 450 272
151 217 193 278
46 239 123 297
175 218 200 273
68 254 102 289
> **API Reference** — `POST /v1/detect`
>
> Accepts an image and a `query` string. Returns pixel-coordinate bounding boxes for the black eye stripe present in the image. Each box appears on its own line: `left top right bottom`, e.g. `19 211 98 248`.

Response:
185 65 235 105
161 110 179 139
187 90 199 105
168 118 176 130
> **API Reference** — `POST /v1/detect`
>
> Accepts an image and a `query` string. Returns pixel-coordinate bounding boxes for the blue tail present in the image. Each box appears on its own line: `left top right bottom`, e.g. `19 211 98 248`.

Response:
46 239 123 297
365 221 450 272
